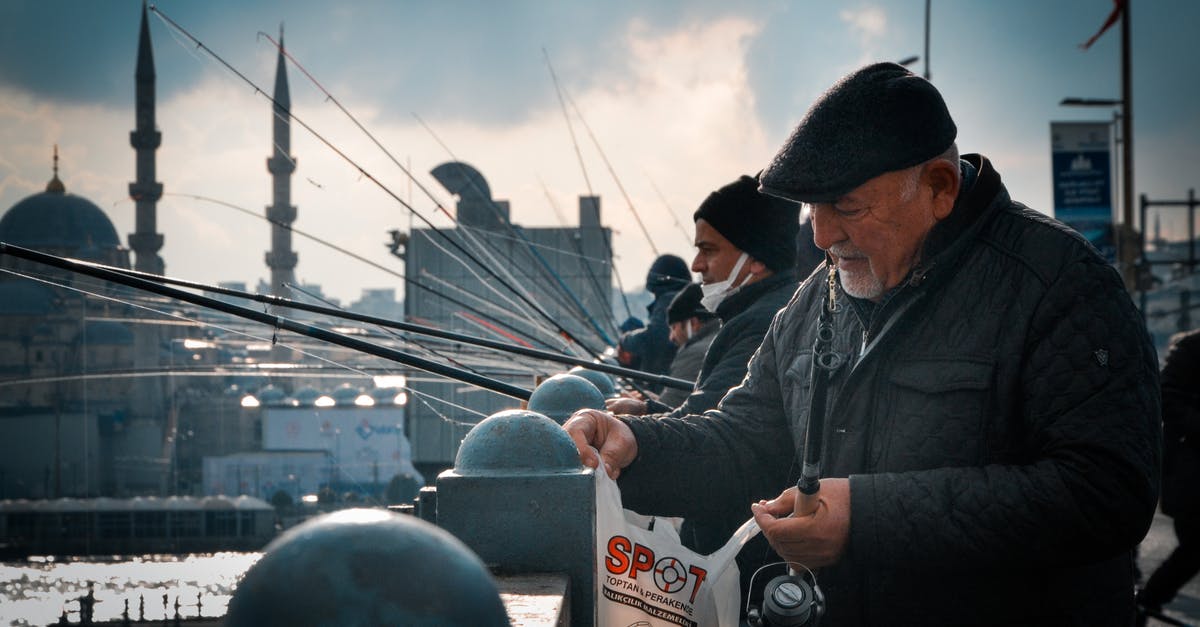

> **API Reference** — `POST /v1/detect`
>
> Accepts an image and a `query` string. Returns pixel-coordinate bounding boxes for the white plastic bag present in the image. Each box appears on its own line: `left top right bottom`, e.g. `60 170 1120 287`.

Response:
595 468 760 627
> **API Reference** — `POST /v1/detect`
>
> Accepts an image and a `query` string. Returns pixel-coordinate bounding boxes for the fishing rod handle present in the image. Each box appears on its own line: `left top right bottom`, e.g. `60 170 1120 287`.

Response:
795 471 821 517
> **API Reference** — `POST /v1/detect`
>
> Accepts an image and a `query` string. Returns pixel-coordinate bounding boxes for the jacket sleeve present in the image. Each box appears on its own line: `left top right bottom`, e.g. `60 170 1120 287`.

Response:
618 306 797 519
849 258 1161 573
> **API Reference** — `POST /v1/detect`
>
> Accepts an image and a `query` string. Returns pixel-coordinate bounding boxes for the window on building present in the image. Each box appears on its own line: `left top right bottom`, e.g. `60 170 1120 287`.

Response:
98 512 131 539
169 512 202 538
205 511 237 537
134 512 167 538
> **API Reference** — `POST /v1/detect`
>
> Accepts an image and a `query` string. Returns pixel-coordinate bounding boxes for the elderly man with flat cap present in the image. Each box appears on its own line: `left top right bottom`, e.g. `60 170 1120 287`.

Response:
566 62 1159 625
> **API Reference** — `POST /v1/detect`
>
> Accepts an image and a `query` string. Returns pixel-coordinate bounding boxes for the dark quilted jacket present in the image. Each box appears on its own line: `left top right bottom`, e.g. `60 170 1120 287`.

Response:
619 155 1161 626
647 270 800 420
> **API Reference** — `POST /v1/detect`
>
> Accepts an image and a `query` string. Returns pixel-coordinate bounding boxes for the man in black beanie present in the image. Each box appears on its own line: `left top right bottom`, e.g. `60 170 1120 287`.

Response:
606 173 800 421
655 283 720 409
566 62 1159 626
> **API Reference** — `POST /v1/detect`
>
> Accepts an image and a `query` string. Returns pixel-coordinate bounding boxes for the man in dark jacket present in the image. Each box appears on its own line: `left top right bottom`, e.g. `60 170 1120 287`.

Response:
566 62 1160 625
618 254 691 392
655 283 720 409
605 174 801 420
1138 328 1200 621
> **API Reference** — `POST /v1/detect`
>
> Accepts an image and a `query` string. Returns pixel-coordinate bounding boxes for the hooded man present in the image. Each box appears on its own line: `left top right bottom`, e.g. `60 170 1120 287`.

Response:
617 254 691 392
567 62 1159 625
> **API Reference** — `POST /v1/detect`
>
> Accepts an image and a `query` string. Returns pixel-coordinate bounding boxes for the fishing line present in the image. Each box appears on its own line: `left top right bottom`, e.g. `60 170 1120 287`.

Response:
255 30 455 223
149 6 604 360
543 47 636 321
286 282 485 376
419 268 581 354
256 26 610 356
532 175 621 339
0 267 374 380
410 115 615 346
62 259 690 389
158 192 557 351
457 223 611 264
0 243 534 400
265 23 603 346
647 174 695 251
565 90 662 258
0 278 521 434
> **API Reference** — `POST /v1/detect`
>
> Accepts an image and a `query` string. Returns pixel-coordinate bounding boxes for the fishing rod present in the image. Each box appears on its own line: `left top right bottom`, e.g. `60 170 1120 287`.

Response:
149 7 605 361
647 175 695 251
258 29 615 353
30 249 694 391
285 282 486 377
162 192 561 352
0 242 533 401
531 175 624 340
0 267 513 430
542 47 636 321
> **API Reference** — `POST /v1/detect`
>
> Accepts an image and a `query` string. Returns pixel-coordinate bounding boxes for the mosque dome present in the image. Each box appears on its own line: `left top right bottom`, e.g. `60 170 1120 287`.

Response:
0 154 125 266
0 182 120 255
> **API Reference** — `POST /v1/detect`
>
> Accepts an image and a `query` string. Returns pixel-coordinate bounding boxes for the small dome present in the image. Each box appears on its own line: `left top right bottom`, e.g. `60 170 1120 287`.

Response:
293 387 322 405
331 384 362 406
0 188 121 255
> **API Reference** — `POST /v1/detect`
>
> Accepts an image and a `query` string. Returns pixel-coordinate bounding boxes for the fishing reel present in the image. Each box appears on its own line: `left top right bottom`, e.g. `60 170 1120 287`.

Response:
746 562 824 627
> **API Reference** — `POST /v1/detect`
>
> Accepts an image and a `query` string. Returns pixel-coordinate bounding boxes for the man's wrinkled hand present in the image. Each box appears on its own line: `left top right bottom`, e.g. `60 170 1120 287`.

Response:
562 408 638 479
750 479 851 568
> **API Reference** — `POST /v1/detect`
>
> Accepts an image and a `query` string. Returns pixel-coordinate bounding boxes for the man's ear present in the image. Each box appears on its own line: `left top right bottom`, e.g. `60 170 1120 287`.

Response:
748 258 769 277
925 159 960 220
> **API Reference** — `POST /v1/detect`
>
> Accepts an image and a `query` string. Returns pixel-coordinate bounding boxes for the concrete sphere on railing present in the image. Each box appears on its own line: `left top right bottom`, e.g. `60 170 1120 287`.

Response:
454 409 581 474
225 508 509 627
567 366 620 398
526 373 606 424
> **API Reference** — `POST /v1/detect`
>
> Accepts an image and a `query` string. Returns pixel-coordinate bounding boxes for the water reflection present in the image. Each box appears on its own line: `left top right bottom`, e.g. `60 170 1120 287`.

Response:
0 552 260 626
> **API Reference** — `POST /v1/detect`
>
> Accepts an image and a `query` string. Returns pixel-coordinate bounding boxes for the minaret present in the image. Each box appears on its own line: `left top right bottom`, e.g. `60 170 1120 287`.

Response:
265 25 298 299
128 1 164 275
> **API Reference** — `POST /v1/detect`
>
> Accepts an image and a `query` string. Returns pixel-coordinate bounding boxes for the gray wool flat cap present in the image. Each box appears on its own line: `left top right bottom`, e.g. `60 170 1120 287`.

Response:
759 62 957 203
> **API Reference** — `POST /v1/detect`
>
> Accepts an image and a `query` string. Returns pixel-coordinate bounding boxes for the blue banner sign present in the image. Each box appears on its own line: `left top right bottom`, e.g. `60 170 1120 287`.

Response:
1051 121 1115 261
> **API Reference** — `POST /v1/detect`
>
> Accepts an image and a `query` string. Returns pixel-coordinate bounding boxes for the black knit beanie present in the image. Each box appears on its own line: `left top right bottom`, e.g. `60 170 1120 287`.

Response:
760 62 957 203
693 175 800 273
666 283 715 324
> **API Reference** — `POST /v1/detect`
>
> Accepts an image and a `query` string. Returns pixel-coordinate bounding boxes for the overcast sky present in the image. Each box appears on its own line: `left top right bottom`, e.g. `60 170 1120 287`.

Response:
1 0 1197 307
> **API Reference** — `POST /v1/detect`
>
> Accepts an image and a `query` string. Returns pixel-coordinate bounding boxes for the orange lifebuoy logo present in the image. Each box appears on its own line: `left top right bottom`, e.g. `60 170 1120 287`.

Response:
605 534 709 603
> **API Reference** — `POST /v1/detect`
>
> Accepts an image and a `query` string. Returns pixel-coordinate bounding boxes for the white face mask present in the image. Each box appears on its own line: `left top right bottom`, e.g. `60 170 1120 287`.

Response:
686 322 695 341
700 252 750 313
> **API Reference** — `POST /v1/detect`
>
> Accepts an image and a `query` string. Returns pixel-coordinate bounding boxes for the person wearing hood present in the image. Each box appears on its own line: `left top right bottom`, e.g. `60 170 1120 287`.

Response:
617 253 691 393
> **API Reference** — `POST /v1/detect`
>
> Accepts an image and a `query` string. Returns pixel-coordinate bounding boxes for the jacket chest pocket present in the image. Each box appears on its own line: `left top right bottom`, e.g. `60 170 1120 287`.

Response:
782 351 814 451
874 358 994 471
